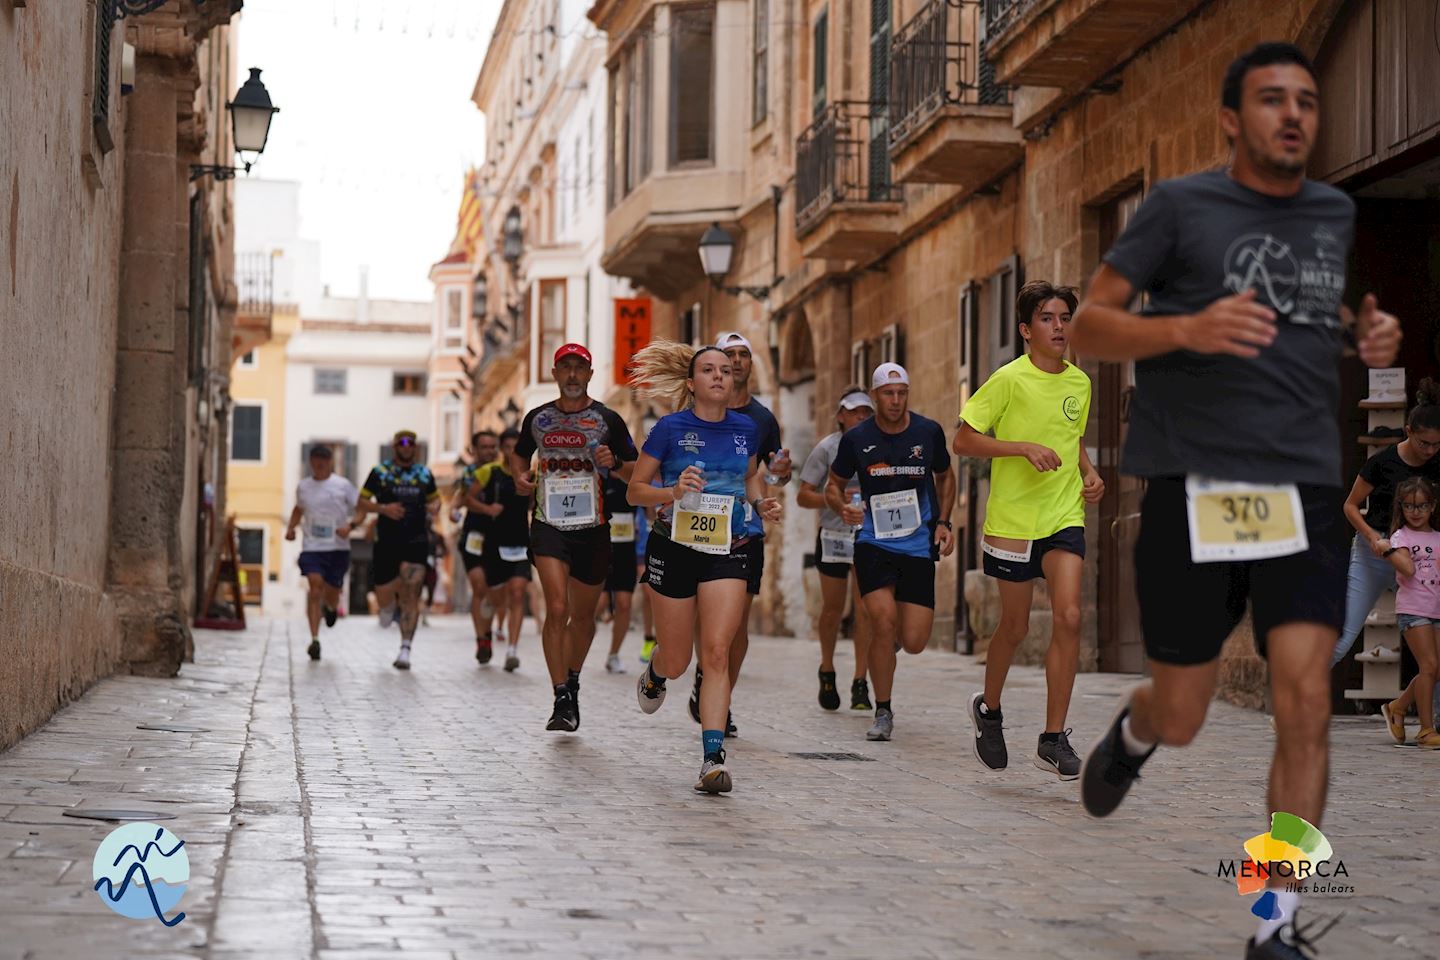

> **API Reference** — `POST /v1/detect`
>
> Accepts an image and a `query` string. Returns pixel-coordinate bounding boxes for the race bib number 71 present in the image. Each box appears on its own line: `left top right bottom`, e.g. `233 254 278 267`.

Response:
1184 476 1308 563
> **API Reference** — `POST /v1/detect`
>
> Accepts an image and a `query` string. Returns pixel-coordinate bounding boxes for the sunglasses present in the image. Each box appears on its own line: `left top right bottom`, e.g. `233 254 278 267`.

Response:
395 437 416 448
1401 501 1435 513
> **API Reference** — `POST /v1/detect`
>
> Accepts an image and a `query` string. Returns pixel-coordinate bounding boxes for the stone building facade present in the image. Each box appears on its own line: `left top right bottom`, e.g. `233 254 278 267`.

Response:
1 0 249 747
583 0 1440 704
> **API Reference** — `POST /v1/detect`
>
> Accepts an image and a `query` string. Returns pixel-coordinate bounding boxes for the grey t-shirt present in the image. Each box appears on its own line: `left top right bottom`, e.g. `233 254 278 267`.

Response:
800 431 860 532
1104 169 1355 486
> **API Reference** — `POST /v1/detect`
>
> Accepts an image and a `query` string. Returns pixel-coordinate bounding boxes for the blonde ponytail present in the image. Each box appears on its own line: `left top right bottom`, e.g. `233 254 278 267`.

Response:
629 340 700 411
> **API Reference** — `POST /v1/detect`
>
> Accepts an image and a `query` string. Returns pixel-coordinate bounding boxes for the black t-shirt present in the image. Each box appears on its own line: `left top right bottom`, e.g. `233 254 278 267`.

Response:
458 461 493 535
1356 444 1440 533
733 397 782 537
515 399 638 529
361 460 439 545
603 474 631 521
1103 170 1356 486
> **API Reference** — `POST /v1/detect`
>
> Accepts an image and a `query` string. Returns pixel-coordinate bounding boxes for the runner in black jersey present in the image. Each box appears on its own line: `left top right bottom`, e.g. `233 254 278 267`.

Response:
455 430 501 663
510 344 638 732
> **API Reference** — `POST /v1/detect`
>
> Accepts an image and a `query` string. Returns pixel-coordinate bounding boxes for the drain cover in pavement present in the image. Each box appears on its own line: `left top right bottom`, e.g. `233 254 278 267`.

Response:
63 809 176 822
789 752 876 761
136 723 212 733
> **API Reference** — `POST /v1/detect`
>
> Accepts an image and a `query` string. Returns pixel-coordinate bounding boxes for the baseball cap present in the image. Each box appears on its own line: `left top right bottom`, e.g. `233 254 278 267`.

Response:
715 332 753 352
554 343 593 366
838 390 873 411
871 362 910 388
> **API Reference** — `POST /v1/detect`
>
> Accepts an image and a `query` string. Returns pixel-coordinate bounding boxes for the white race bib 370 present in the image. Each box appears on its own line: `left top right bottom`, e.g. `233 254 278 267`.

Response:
870 489 922 541
544 475 597 529
1184 476 1308 563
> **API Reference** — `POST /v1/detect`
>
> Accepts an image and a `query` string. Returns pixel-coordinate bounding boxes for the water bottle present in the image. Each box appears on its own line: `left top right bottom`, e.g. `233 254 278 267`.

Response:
849 492 863 531
763 449 787 486
680 460 705 512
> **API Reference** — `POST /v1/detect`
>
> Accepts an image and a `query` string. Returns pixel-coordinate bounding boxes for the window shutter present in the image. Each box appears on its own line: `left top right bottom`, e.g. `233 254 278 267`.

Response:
92 0 117 153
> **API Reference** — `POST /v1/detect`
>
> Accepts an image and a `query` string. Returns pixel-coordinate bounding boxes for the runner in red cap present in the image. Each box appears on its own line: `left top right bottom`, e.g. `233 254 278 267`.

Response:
509 343 638 732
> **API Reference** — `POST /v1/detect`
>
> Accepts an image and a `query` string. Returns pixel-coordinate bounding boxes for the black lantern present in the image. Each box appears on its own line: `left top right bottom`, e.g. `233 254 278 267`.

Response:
190 68 280 182
472 273 488 320
502 206 524 263
698 223 735 281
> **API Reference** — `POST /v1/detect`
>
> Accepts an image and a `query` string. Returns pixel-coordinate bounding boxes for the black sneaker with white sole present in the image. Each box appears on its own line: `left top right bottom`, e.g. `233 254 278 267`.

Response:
307 639 321 661
850 677 872 711
1034 729 1081 780
546 692 579 732
1079 696 1155 818
323 607 338 629
818 669 841 711
968 692 1007 770
725 711 738 738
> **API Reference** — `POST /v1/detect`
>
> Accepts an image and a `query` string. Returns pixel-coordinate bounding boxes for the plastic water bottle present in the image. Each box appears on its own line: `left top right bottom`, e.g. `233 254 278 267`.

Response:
849 492 863 531
764 449 787 486
680 460 705 512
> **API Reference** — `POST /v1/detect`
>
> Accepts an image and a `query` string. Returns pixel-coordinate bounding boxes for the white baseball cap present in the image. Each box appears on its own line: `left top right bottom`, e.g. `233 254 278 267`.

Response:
715 332 753 352
871 362 910 388
838 390 874 411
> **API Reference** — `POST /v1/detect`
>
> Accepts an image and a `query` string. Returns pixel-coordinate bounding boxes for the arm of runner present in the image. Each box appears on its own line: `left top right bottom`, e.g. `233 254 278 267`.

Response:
932 431 956 558
1079 439 1105 504
747 455 783 523
285 504 303 541
952 422 1061 472
628 452 684 508
1383 531 1415 577
796 482 827 510
508 448 536 495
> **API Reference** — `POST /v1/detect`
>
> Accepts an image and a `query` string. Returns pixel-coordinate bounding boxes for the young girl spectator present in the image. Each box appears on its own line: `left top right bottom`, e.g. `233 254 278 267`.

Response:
1377 476 1440 747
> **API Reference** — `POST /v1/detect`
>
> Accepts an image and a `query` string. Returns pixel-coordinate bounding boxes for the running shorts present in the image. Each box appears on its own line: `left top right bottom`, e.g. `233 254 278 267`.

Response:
744 536 765 596
372 540 430 586
298 550 350 589
854 542 936 608
982 526 1086 583
529 521 612 587
644 531 749 600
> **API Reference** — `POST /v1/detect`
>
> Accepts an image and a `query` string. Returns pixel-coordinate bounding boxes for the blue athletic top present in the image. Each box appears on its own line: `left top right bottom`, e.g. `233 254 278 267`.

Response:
829 414 951 559
642 409 758 542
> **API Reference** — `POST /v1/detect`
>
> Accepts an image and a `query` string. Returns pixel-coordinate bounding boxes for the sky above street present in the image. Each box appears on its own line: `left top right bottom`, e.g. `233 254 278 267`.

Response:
237 0 501 302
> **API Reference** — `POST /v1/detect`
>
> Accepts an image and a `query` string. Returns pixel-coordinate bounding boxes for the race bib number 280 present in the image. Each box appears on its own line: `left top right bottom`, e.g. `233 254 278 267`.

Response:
1184 476 1308 564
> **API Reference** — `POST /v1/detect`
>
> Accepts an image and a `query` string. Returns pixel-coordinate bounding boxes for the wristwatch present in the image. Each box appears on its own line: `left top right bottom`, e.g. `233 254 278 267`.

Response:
936 520 953 530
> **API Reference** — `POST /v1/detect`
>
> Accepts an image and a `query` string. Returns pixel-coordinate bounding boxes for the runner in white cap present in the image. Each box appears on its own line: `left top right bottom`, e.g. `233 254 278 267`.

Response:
685 331 792 737
798 386 875 711
826 363 955 741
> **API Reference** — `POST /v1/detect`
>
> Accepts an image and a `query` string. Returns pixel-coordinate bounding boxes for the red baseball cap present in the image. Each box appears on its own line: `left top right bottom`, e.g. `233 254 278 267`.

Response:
554 343 593 366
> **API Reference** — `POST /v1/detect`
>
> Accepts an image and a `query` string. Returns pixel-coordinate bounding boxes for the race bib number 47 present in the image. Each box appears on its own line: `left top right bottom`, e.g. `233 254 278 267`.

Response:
544 475 597 529
1184 477 1308 563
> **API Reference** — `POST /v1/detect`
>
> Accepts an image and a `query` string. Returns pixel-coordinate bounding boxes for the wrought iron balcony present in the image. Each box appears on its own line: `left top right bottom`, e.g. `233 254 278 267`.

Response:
235 251 273 315
983 0 1034 40
795 101 902 242
891 0 1009 147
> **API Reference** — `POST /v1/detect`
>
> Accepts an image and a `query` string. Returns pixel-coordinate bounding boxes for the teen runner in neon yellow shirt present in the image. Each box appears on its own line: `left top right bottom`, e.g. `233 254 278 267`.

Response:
953 281 1104 781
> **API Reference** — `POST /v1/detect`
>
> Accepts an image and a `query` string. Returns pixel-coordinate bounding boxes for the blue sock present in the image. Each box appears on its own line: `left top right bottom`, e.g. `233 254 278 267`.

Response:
702 729 724 759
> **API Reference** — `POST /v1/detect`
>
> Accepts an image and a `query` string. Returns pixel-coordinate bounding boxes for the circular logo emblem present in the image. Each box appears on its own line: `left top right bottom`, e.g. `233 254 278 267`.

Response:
93 823 189 926
1062 396 1081 422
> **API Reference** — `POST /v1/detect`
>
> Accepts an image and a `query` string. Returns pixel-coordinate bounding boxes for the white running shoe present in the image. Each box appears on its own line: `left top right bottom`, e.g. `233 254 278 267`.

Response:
694 754 732 794
378 604 397 629
392 645 411 670
606 653 627 674
636 668 667 714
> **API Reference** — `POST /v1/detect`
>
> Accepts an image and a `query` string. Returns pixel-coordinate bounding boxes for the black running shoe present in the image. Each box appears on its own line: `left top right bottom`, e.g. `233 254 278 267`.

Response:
475 633 493 665
1244 911 1340 959
725 711 738 738
322 607 337 629
1080 696 1155 818
567 675 581 728
818 669 841 711
307 639 321 661
968 692 1007 770
850 677 872 711
546 693 578 732
1035 729 1081 780
688 669 703 724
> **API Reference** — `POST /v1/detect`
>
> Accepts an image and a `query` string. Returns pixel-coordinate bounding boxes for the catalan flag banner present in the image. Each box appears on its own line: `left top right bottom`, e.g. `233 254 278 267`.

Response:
457 169 483 260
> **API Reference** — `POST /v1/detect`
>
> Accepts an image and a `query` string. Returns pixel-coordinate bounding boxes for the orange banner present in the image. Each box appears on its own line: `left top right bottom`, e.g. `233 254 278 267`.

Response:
614 297 652 386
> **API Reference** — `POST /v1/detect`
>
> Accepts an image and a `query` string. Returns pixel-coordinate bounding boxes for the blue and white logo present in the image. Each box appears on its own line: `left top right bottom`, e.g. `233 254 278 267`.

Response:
93 823 189 926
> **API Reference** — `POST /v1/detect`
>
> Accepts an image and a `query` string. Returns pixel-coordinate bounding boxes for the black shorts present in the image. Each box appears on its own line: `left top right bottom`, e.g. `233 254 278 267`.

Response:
529 521 612 587
645 531 749 600
1135 477 1347 665
982 525 1086 583
814 531 854 580
298 550 350 589
744 536 765 596
606 547 639 593
373 539 430 586
482 547 532 586
854 542 936 609
459 528 488 572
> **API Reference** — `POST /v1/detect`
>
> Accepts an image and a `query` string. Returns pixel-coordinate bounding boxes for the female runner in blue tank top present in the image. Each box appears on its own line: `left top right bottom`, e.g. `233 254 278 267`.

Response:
627 342 783 795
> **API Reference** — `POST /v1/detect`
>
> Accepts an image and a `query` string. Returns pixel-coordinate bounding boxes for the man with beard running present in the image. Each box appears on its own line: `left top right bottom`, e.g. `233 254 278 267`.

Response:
687 332 791 736
358 429 440 670
511 344 638 731
1070 43 1401 959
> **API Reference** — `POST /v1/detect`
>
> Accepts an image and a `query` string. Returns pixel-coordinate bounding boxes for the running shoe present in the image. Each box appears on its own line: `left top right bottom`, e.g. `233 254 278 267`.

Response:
1079 694 1155 818
606 653 628 674
968 692 1007 770
475 633 493 665
1244 911 1340 959
546 692 578 732
392 645 411 670
378 603 397 629
504 649 520 672
322 606 337 629
850 677 872 711
694 751 732 794
307 639 321 661
866 707 894 741
640 636 657 663
1381 700 1406 743
725 712 738 738
1417 727 1440 749
688 669 703 724
1034 729 1081 780
818 669 841 711
636 667 666 714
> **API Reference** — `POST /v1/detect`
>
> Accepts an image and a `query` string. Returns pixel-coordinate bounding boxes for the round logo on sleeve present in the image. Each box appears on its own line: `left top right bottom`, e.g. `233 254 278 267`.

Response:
1062 397 1081 422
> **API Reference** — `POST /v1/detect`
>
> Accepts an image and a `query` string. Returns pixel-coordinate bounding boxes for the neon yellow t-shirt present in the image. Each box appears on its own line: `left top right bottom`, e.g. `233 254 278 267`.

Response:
959 354 1092 540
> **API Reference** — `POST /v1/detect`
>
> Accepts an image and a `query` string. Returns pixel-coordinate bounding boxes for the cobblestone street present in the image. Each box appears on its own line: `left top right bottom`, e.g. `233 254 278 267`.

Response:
0 615 1435 960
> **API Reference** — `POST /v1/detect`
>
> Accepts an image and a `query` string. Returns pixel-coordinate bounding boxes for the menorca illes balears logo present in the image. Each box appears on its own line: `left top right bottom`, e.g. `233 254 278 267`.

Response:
1219 813 1348 920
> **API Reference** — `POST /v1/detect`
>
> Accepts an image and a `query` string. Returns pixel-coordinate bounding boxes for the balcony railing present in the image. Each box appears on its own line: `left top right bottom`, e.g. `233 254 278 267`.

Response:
795 101 903 238
891 0 1010 147
236 251 273 315
983 0 1039 39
